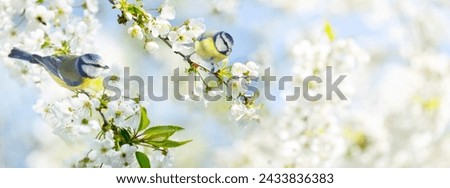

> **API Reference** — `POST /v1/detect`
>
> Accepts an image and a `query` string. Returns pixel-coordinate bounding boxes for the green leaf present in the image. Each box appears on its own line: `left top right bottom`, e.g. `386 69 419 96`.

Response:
40 35 51 49
119 128 131 143
135 151 151 168
143 125 184 141
128 5 146 17
54 41 71 55
138 107 150 132
147 140 192 148
324 21 335 41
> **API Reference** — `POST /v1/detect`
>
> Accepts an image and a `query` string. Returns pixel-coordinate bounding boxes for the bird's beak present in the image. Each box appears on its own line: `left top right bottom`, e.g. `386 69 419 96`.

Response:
102 65 110 69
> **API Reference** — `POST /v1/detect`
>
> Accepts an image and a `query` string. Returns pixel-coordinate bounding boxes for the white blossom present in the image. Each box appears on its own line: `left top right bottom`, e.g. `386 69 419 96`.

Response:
88 134 115 165
231 61 260 77
25 5 55 26
124 12 133 21
85 0 99 14
24 29 46 50
53 0 73 16
230 102 259 121
246 61 259 77
184 18 206 38
159 2 175 20
145 41 159 54
105 101 140 130
231 63 248 77
127 25 144 40
147 16 171 38
110 144 138 167
151 150 174 168
70 94 100 118
168 27 194 52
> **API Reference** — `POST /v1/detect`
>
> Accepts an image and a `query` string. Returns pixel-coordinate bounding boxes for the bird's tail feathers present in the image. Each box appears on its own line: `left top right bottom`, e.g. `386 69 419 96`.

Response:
8 47 36 63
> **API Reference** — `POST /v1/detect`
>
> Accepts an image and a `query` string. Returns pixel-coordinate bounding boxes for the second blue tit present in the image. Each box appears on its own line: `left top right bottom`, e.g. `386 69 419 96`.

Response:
195 31 234 63
8 47 109 92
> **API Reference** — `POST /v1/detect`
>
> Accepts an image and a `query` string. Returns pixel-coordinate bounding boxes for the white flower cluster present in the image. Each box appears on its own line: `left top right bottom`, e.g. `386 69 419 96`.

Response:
369 52 450 167
291 37 369 102
320 0 450 167
182 61 262 122
33 93 142 140
117 0 206 53
31 77 182 168
80 133 173 168
231 61 259 78
105 100 141 129
218 0 450 167
217 32 371 167
79 131 139 168
115 0 262 123
33 94 101 141
0 0 99 88
1 1 187 168
282 36 369 167
167 18 205 52
229 61 260 121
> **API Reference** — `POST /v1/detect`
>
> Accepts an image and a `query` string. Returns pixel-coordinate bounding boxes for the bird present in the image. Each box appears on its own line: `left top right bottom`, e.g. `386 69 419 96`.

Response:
8 47 109 92
195 31 234 63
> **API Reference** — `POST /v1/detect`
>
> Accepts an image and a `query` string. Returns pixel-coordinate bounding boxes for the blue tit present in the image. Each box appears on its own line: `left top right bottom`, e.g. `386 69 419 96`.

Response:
8 47 109 92
195 31 234 63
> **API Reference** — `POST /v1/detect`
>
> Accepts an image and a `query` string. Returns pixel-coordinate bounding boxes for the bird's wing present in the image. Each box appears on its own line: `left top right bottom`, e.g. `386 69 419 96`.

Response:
32 55 60 76
57 56 83 87
32 55 82 86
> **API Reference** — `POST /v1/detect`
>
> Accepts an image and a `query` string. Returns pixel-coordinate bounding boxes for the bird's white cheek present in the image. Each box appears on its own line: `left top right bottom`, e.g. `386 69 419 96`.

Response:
82 65 102 77
215 38 228 52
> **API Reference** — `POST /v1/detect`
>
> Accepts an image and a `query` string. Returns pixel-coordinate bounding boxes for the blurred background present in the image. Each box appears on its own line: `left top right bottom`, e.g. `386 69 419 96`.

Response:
1 0 450 167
